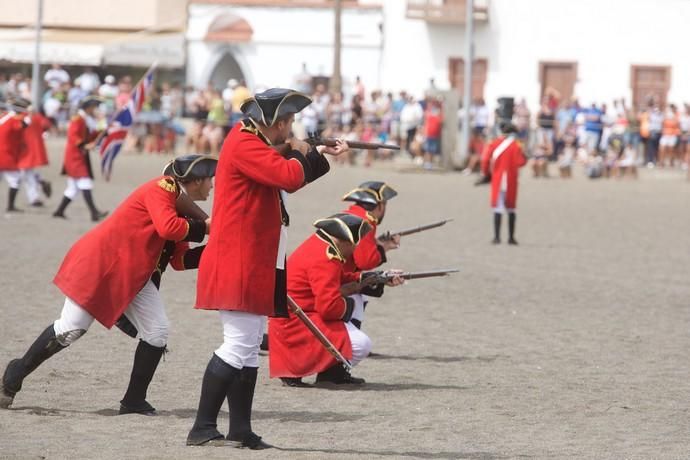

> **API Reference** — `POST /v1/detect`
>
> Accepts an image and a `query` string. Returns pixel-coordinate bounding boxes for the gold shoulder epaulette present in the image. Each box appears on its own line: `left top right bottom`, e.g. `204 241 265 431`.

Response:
240 119 259 136
157 177 178 194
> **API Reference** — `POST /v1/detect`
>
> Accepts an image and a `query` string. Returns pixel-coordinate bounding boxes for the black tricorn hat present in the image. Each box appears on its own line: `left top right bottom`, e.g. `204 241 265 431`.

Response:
314 213 372 245
163 154 218 181
240 88 312 127
80 96 103 110
11 97 31 111
342 181 398 206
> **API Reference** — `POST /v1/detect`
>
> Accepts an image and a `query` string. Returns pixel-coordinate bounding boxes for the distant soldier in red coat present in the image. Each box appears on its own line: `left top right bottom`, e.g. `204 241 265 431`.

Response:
187 88 348 449
1 155 216 415
480 123 527 245
53 96 107 222
341 181 399 329
0 98 29 213
18 105 52 207
269 213 403 387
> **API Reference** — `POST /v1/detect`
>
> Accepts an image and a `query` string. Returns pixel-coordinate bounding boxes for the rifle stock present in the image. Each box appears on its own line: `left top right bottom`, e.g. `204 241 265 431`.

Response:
273 137 400 156
176 192 209 221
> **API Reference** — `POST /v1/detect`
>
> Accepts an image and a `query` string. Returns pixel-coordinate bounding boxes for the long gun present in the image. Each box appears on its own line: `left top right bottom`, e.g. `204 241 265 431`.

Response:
340 268 459 297
287 295 353 371
379 219 453 242
274 136 400 156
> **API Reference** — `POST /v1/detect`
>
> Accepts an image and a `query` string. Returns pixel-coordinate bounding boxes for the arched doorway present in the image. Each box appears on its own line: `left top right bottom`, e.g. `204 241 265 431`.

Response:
209 52 246 91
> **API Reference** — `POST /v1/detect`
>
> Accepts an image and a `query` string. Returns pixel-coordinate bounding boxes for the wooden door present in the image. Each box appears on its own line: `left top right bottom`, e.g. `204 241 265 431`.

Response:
539 62 577 104
631 66 670 109
448 58 488 102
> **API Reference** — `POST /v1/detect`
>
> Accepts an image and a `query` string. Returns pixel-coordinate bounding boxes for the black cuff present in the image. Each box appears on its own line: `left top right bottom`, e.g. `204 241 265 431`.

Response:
305 148 330 183
182 245 205 269
376 244 387 266
184 218 206 242
342 297 355 322
361 283 385 298
284 149 313 183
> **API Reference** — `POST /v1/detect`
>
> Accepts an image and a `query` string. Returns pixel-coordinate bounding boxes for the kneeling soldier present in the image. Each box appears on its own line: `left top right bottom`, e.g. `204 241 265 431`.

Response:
268 213 403 387
1 154 216 414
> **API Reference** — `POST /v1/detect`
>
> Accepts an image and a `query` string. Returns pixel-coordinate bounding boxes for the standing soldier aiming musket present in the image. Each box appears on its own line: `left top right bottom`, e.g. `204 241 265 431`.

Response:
187 88 349 450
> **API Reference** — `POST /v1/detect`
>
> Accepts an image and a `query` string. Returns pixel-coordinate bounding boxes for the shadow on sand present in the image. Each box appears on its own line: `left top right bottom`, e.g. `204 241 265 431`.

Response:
274 446 511 459
367 353 506 364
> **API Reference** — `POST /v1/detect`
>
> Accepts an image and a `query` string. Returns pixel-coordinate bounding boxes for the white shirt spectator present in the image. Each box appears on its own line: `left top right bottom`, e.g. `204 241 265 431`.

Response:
470 104 490 128
44 66 70 90
399 100 424 133
77 70 101 94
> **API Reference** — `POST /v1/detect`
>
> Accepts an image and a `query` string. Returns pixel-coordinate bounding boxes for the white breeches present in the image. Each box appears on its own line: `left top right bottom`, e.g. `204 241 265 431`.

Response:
493 190 515 214
21 169 41 203
63 177 94 199
215 311 265 369
2 170 21 189
346 322 372 366
349 294 368 324
54 280 169 347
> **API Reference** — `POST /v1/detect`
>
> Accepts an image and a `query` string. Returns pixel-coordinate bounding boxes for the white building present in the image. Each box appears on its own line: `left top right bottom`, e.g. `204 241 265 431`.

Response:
188 0 688 110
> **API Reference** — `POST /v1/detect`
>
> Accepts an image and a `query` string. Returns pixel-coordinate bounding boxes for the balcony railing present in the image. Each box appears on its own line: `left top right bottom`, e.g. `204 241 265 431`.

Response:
406 0 489 24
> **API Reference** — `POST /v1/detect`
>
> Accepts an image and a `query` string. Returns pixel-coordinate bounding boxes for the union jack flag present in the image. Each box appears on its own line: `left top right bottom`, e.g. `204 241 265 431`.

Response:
99 66 155 181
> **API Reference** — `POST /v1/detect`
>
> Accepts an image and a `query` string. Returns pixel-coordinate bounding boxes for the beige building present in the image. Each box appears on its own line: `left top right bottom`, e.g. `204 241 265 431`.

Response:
0 0 187 68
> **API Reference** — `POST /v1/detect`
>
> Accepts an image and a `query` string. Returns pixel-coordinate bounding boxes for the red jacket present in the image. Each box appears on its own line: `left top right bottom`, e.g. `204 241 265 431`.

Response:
18 113 51 169
480 135 527 209
0 112 25 171
269 234 354 378
343 204 385 273
53 176 204 328
62 114 100 178
195 120 330 316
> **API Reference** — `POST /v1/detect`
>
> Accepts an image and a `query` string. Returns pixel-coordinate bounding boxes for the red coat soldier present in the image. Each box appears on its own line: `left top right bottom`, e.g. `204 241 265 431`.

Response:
187 88 347 449
480 123 527 244
53 96 107 221
1 155 216 416
0 98 29 212
341 181 399 328
18 107 52 207
269 213 402 387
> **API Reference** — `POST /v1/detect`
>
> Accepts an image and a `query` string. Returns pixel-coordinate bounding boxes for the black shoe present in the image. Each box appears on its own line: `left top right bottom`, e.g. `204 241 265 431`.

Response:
119 400 157 416
315 365 365 385
6 206 23 213
227 432 272 450
30 201 44 207
53 196 71 218
91 210 108 222
280 377 311 388
508 238 518 245
492 238 500 245
40 180 52 198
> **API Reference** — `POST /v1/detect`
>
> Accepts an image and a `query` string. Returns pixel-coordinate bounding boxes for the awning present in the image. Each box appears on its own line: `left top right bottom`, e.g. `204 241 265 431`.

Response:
0 28 184 68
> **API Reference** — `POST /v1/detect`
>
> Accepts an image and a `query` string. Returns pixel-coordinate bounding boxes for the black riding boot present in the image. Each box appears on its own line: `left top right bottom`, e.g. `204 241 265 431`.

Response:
82 190 108 222
52 196 72 218
492 212 502 244
6 187 22 212
119 340 165 416
508 212 518 245
1 325 67 409
227 367 271 449
186 354 239 446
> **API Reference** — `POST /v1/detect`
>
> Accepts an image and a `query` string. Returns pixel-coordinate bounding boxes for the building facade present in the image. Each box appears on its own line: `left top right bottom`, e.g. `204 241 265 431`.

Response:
188 0 690 110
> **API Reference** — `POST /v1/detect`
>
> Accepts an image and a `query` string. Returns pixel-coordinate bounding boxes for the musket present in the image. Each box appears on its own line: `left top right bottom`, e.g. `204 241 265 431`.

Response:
274 136 400 156
306 134 400 151
176 192 209 221
287 295 353 371
378 219 453 242
340 268 459 297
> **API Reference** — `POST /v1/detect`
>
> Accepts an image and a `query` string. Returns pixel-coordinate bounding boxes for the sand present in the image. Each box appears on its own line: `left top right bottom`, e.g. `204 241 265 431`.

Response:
1 141 690 459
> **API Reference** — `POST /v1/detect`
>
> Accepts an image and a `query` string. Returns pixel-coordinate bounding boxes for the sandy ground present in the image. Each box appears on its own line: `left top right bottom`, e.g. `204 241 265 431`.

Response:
1 140 690 460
